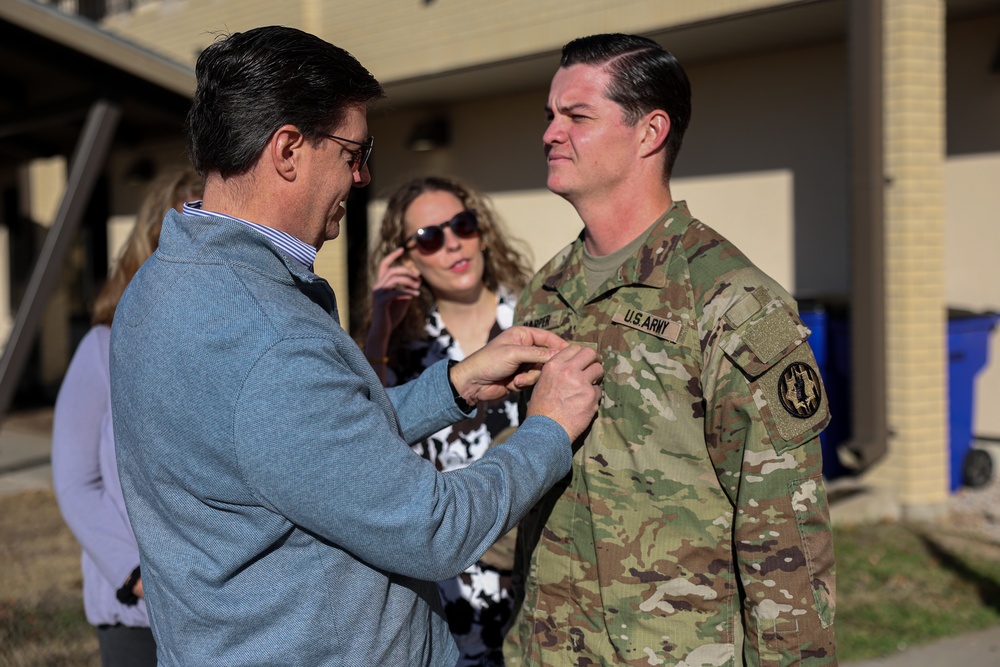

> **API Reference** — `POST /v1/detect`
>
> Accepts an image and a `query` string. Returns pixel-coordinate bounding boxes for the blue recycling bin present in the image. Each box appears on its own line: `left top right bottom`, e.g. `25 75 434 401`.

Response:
799 305 851 480
946 311 1000 491
801 306 1000 490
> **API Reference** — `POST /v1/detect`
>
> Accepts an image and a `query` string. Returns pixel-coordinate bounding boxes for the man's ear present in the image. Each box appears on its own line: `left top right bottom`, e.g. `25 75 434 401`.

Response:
638 110 671 159
269 125 306 182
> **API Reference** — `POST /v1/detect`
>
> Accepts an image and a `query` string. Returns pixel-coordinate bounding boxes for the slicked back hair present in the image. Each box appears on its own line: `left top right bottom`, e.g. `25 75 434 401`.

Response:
187 26 384 178
561 33 691 178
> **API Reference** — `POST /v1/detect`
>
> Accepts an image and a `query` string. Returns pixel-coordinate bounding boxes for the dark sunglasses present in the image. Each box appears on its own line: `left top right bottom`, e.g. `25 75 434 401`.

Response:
322 133 374 172
403 210 479 254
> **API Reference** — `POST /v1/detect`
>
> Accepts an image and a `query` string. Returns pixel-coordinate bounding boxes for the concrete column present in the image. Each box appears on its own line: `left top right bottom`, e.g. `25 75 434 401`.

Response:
864 0 949 517
28 158 72 391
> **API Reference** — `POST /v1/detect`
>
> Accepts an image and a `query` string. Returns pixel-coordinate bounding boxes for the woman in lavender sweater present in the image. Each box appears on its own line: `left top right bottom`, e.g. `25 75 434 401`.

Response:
52 168 200 667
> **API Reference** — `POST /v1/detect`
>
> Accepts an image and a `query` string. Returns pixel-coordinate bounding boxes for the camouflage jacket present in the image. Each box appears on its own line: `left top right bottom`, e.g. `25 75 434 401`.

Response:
505 201 836 667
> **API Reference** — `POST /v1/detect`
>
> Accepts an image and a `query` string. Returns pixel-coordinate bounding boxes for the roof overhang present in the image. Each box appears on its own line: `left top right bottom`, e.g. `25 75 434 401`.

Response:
379 0 999 111
0 0 195 162
0 0 196 423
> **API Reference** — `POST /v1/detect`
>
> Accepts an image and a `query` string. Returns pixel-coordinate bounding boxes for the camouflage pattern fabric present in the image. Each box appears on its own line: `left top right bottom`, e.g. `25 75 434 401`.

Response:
504 201 836 667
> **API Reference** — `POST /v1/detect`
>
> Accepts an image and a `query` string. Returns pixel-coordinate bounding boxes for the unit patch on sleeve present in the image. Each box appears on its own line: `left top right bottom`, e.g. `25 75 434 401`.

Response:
777 361 822 419
756 343 830 443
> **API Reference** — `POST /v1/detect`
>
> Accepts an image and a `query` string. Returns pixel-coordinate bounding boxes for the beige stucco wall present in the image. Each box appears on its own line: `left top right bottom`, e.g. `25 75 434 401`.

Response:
944 15 1000 439
104 0 303 65
672 171 795 289
945 154 1000 438
27 158 71 388
314 220 351 331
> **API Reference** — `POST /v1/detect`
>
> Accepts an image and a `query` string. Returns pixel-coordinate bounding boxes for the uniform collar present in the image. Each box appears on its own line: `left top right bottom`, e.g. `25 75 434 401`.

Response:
543 200 695 304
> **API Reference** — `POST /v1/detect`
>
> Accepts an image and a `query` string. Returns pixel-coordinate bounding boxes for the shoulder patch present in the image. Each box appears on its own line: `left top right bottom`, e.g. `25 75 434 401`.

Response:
758 344 829 443
777 361 822 419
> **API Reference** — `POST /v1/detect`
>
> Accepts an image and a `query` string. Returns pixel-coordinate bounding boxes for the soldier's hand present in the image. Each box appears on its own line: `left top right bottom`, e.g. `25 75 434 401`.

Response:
527 344 602 442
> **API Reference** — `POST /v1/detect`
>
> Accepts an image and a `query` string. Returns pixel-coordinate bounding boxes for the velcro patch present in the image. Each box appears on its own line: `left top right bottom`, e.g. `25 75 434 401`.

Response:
612 305 682 342
724 287 771 330
743 308 801 364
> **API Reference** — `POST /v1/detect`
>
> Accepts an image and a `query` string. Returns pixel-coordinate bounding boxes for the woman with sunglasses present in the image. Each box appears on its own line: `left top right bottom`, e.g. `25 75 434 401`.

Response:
363 175 534 667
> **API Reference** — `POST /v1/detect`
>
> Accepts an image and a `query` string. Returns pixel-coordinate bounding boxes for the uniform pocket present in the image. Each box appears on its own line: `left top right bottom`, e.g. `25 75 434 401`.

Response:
791 475 836 629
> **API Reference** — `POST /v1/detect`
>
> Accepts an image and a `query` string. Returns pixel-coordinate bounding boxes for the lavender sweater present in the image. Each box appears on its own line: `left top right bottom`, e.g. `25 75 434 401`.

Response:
52 325 148 627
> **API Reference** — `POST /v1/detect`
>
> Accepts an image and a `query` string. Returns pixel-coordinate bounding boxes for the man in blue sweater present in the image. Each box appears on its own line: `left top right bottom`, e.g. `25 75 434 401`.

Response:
110 26 602 666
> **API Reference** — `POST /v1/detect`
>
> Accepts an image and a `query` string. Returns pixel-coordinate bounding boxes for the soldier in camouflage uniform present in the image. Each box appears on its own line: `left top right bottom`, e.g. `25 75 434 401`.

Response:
504 34 836 667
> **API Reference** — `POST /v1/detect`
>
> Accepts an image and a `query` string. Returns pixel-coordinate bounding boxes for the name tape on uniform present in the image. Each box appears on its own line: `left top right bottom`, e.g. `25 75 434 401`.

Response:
612 306 682 343
521 314 553 329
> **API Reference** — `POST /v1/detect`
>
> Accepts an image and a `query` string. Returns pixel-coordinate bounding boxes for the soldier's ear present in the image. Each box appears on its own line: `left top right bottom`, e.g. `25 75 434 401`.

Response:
638 110 670 159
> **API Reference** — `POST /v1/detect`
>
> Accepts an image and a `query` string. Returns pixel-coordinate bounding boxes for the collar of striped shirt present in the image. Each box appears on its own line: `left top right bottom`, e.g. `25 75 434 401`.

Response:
182 200 317 270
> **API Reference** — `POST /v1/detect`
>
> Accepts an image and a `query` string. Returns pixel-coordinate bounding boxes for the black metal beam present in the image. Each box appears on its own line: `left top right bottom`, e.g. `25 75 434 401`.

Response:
844 0 888 472
0 95 95 140
0 99 121 426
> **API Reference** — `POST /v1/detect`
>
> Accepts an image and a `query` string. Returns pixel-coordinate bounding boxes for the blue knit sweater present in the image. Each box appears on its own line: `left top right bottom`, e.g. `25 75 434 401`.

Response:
110 210 570 666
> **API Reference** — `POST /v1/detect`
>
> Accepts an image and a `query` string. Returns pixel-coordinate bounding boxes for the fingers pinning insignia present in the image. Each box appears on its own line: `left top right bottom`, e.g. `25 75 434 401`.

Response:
778 362 822 419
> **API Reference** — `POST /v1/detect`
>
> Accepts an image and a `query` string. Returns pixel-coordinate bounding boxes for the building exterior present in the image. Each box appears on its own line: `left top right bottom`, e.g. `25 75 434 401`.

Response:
9 0 1000 516
0 0 194 413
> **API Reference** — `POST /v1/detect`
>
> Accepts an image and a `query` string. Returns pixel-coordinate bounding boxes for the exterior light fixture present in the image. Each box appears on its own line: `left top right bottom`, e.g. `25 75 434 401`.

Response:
408 118 450 152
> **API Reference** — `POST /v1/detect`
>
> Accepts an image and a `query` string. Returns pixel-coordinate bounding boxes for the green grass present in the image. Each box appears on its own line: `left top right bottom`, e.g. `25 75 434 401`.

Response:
3 489 1000 664
834 521 1000 661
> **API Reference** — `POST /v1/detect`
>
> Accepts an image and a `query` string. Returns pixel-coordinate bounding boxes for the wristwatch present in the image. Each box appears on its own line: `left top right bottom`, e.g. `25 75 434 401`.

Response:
447 360 473 413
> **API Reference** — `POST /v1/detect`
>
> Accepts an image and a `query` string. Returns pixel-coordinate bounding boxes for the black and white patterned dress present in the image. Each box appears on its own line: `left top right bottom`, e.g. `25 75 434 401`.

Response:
387 290 520 667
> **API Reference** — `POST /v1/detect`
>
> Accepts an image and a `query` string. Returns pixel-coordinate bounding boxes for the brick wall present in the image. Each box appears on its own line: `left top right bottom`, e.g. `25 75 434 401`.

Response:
865 0 949 513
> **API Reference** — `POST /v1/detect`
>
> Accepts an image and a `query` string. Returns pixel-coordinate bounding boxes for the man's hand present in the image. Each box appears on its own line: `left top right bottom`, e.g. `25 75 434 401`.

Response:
449 326 569 404
526 344 603 443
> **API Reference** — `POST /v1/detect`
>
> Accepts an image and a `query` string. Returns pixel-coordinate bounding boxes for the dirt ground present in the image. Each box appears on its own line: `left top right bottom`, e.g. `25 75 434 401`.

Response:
0 490 100 667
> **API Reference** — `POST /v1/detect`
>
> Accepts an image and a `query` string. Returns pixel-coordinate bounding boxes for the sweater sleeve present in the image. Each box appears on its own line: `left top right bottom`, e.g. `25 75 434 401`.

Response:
233 336 572 582
51 327 142 589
